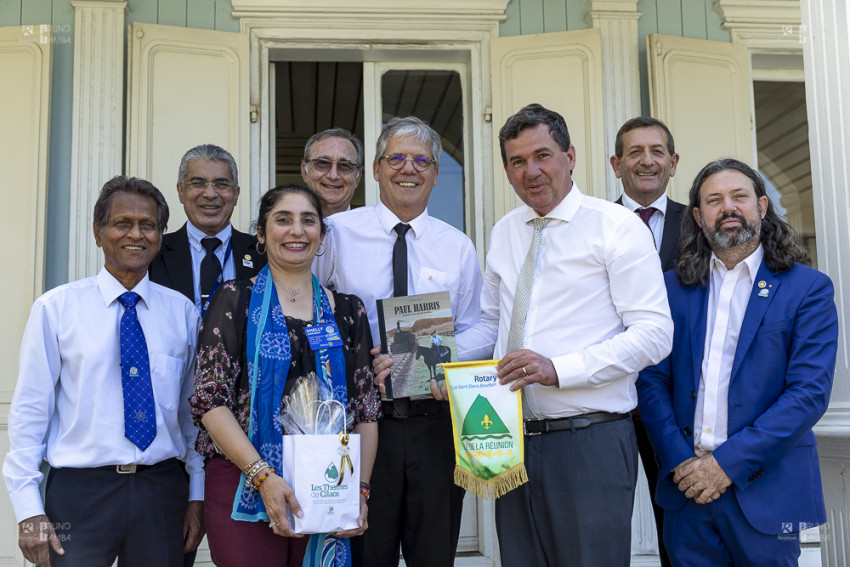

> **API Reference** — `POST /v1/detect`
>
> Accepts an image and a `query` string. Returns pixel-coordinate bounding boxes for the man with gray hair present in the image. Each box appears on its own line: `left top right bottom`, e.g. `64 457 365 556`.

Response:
314 117 482 566
149 144 266 315
301 128 364 216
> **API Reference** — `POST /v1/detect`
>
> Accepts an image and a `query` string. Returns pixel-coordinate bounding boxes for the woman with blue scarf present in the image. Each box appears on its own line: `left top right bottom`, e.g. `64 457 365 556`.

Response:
190 185 380 566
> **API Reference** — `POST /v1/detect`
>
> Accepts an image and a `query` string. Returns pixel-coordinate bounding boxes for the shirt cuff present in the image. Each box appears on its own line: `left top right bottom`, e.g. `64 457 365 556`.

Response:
552 353 587 390
10 485 46 524
188 471 205 501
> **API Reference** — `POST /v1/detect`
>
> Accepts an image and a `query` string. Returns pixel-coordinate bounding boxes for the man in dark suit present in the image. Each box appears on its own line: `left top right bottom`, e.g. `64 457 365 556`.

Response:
610 117 684 567
638 158 836 566
611 117 685 272
149 145 265 565
149 144 266 315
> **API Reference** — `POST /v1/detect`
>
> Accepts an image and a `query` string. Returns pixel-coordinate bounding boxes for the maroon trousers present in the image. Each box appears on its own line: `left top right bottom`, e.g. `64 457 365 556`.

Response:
204 457 308 567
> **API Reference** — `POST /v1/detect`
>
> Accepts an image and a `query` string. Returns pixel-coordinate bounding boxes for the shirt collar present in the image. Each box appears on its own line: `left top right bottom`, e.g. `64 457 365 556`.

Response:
376 200 430 239
186 221 232 252
620 192 668 216
709 244 764 284
519 181 582 226
97 266 152 308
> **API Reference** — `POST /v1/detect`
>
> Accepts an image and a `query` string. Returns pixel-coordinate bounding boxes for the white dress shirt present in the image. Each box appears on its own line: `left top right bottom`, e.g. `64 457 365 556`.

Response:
694 245 764 452
620 192 669 253
187 221 235 311
314 201 483 349
459 185 673 419
3 268 204 523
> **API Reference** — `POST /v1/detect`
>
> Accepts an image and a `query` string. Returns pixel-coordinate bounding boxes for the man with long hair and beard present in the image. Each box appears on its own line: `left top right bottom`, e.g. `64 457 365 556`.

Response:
637 158 838 566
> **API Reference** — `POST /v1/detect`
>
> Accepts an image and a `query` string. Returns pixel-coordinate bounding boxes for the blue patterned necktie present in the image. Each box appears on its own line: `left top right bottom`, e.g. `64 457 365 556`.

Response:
118 292 157 450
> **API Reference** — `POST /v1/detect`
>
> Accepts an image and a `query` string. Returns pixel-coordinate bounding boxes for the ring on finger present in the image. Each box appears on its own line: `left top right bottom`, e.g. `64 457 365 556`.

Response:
522 366 528 376
269 521 278 528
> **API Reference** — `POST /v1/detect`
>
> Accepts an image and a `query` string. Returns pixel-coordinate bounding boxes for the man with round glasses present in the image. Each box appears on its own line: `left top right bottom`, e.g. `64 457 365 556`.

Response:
149 144 266 316
314 116 483 567
301 128 364 216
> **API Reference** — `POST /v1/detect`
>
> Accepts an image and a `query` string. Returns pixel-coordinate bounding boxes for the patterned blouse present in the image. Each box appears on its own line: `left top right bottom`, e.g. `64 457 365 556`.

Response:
190 279 381 459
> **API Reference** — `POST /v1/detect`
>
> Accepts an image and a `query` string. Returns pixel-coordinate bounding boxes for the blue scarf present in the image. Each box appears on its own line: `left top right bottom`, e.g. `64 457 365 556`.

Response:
232 266 351 566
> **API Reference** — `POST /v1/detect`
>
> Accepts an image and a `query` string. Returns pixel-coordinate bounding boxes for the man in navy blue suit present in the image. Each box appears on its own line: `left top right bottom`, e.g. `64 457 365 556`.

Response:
638 158 837 566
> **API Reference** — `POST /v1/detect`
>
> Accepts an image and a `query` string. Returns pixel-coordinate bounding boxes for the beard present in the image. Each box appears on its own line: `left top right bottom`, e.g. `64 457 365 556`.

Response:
699 211 760 250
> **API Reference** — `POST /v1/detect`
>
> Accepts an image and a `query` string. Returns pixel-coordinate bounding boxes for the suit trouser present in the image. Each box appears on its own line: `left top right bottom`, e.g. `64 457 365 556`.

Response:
46 458 187 567
496 416 638 567
365 404 464 567
664 488 801 567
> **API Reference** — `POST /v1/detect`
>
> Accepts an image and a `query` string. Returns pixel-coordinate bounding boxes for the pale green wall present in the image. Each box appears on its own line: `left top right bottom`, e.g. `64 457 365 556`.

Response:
126 0 239 31
500 0 731 114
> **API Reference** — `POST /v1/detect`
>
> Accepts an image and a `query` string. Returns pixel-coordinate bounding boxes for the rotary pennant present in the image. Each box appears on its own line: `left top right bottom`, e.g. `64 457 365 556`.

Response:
442 360 527 499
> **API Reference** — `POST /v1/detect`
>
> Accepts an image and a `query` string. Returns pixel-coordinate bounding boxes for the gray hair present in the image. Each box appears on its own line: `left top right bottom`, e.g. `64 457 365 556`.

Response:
375 116 442 168
93 176 169 234
177 144 238 186
303 128 364 167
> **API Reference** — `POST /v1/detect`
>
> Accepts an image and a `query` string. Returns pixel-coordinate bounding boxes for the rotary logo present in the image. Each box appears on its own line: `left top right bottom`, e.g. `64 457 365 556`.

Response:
129 366 139 377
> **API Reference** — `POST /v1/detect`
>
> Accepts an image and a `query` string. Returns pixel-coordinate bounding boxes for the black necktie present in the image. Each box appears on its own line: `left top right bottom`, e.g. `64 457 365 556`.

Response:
392 223 411 297
391 223 412 415
200 237 222 303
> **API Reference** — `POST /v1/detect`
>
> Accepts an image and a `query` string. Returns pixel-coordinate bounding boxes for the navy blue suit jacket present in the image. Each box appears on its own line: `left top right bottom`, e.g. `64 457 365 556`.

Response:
637 261 837 534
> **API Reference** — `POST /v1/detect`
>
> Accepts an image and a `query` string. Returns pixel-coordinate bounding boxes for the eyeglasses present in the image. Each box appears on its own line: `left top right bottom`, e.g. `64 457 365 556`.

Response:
379 154 435 172
305 159 360 175
183 179 235 193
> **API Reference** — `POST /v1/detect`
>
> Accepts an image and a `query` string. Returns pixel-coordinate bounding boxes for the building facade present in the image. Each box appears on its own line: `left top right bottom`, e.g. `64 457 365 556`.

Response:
1 0 847 564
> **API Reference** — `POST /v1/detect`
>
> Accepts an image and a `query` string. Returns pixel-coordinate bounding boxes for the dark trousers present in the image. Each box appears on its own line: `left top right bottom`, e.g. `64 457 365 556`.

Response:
496 417 638 567
664 488 801 566
204 457 309 566
633 412 672 567
365 405 464 567
45 459 187 567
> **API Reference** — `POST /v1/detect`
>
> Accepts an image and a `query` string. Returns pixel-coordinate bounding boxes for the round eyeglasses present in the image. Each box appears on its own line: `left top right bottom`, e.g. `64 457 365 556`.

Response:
379 153 435 172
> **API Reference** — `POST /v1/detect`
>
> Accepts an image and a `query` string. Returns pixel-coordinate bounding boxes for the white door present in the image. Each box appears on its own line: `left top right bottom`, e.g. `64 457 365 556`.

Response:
647 34 754 203
126 23 251 235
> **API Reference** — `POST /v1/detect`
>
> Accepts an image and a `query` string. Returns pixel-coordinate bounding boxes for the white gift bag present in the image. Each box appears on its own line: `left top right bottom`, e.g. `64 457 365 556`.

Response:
281 432 360 534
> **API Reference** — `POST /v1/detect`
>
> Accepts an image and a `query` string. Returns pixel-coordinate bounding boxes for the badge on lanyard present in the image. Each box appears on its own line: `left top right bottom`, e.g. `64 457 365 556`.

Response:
305 322 343 349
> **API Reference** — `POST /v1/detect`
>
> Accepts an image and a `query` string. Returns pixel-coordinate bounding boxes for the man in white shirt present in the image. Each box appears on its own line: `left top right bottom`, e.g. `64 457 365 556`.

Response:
638 159 837 566
314 116 482 567
461 103 673 566
301 128 364 216
610 116 685 567
149 144 266 315
4 176 204 567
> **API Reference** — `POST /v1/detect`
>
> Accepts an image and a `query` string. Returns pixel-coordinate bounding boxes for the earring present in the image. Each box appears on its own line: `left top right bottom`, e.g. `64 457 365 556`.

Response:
315 243 325 257
256 241 266 255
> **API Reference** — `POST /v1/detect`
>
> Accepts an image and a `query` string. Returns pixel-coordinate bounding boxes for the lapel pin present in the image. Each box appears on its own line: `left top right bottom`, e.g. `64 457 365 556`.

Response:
758 288 769 298
243 254 254 269
758 280 767 288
